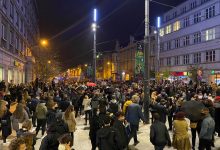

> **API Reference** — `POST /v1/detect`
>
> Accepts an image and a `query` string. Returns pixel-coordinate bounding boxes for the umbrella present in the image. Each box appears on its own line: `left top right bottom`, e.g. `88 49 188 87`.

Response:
181 100 205 122
86 82 97 87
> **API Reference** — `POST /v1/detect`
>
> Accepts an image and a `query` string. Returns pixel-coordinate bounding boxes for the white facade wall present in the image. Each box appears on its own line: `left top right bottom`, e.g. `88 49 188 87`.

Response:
159 0 220 82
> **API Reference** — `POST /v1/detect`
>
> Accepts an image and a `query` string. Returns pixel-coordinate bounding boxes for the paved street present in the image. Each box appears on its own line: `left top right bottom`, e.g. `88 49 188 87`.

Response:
34 117 220 150
1 116 220 150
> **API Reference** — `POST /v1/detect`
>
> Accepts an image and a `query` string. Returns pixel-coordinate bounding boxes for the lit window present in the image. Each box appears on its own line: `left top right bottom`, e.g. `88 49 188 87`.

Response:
166 25 172 34
173 21 180 31
159 28 164 37
206 28 215 41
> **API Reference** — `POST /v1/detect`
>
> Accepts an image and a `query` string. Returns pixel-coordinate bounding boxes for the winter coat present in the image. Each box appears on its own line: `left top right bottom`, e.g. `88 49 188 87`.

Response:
199 114 215 140
91 97 99 109
89 114 100 140
27 98 39 112
151 103 167 123
11 109 29 131
83 98 91 111
55 120 69 136
112 119 128 148
58 100 70 112
96 126 123 150
46 108 57 126
108 99 119 114
215 107 220 133
172 119 191 150
150 120 171 146
63 112 76 132
126 103 145 125
36 103 47 119
40 132 60 150
122 100 132 114
0 110 12 137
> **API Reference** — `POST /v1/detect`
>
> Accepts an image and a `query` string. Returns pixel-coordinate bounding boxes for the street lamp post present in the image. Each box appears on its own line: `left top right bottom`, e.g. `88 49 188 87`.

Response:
156 17 161 76
143 0 150 123
92 9 98 83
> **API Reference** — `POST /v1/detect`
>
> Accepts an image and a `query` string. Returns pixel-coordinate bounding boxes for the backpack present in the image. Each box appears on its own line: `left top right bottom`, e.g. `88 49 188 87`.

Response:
91 100 99 109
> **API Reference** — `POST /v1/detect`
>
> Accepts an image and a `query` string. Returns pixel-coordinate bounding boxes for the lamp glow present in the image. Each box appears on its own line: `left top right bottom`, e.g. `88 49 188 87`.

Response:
94 9 97 22
157 17 161 28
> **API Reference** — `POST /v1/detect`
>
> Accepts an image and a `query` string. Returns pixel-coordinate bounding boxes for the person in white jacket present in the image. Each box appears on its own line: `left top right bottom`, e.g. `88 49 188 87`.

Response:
82 95 91 125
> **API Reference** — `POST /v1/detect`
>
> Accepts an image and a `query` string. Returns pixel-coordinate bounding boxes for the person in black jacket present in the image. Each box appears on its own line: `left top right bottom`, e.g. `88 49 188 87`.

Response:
39 124 60 150
46 100 57 127
96 115 123 150
112 112 128 149
89 110 100 150
0 100 12 143
58 94 70 112
150 113 171 150
55 113 69 136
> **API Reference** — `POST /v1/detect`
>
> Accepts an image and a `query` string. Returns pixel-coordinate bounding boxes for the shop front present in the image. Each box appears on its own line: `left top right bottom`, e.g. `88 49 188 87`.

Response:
210 70 220 85
169 72 189 82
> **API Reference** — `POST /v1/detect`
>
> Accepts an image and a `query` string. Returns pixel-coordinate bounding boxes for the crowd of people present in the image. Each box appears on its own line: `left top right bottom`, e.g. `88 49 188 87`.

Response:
0 78 219 150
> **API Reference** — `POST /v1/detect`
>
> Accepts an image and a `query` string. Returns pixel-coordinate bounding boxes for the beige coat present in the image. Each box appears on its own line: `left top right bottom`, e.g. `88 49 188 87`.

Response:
173 119 191 150
64 112 76 132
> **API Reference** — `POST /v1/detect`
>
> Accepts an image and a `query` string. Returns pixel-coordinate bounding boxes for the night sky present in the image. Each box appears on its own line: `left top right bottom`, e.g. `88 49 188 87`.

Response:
37 0 186 70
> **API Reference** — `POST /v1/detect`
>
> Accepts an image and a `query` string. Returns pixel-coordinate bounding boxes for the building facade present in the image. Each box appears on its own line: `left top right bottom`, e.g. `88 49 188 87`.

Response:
159 0 220 83
0 0 39 84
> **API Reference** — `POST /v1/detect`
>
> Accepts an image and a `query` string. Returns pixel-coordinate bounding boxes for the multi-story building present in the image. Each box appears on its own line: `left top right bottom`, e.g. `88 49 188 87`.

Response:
0 0 39 84
159 0 220 83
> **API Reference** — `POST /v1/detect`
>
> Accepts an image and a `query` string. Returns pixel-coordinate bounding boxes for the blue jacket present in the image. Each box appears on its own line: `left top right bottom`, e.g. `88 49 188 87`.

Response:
126 103 145 125
199 114 215 140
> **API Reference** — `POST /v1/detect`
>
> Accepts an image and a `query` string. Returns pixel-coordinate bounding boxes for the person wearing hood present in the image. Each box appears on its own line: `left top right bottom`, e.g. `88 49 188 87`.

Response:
36 101 47 136
96 115 123 150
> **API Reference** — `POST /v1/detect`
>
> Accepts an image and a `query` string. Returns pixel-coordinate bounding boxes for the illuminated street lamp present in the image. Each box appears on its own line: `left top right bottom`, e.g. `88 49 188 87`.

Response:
107 62 110 65
92 8 98 83
84 64 88 67
40 39 48 47
47 60 51 64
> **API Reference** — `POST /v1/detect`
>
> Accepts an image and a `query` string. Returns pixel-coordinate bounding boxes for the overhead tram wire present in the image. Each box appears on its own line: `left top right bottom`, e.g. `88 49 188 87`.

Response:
48 0 130 50
150 0 176 8
133 0 176 37
61 38 117 64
